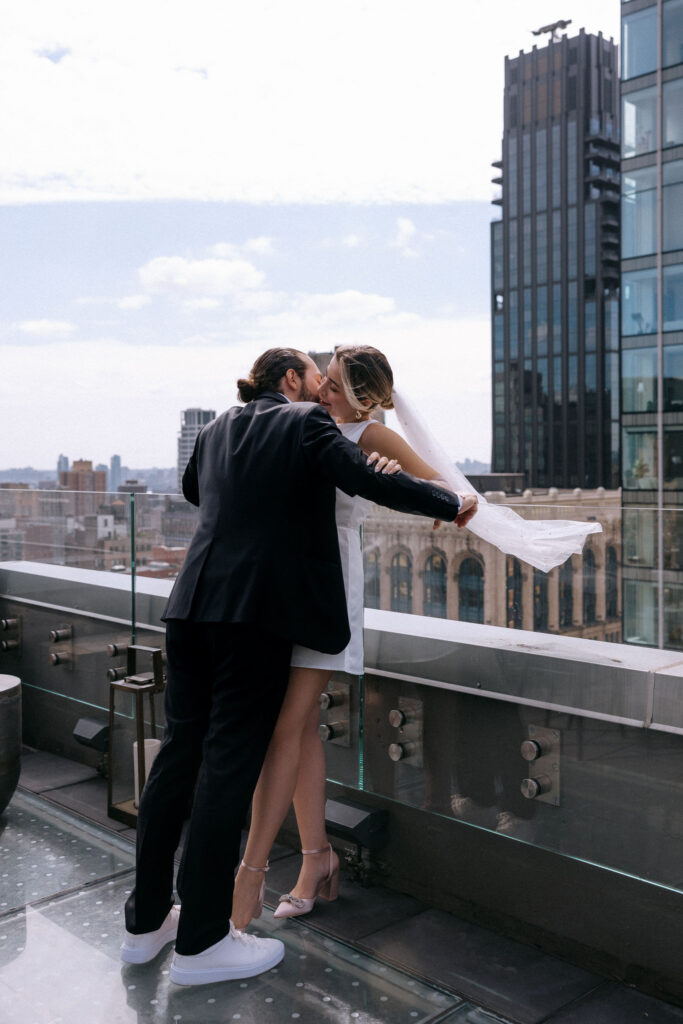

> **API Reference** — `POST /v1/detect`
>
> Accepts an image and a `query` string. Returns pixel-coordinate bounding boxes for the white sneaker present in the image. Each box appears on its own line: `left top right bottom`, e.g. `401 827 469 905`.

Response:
170 923 284 985
120 905 180 964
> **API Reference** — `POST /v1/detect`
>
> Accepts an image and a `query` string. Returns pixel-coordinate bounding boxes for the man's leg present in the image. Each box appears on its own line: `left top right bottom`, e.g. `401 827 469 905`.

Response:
125 619 212 934
174 622 291 955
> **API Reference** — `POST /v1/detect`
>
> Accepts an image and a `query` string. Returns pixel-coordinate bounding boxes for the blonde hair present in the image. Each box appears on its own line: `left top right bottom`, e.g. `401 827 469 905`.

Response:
334 345 394 415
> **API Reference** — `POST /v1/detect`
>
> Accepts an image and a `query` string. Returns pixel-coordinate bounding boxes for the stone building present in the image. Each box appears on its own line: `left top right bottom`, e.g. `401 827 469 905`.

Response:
362 488 622 642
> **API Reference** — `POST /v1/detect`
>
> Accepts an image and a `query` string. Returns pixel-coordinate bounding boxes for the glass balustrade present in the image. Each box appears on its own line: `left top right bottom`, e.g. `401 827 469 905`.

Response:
2 490 683 894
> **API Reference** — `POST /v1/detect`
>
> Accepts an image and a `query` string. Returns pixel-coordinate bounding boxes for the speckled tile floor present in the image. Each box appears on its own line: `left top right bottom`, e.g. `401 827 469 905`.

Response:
7 752 683 1024
0 791 500 1024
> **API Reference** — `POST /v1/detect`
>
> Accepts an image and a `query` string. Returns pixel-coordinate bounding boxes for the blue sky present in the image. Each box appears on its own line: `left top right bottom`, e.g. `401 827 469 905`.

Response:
1 0 620 469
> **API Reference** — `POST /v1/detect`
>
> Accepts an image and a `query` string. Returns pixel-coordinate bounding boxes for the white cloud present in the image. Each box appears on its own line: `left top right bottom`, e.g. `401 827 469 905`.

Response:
0 0 619 204
138 256 264 297
244 236 274 255
342 234 361 248
118 294 151 310
262 290 396 329
14 319 77 336
181 297 223 311
393 217 419 258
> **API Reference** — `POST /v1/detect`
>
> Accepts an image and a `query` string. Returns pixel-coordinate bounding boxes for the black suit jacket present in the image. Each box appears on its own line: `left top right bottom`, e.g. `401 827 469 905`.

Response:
163 393 461 653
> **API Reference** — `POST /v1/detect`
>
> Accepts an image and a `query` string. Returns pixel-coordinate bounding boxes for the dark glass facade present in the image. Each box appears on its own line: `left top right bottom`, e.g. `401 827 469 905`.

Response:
491 30 620 488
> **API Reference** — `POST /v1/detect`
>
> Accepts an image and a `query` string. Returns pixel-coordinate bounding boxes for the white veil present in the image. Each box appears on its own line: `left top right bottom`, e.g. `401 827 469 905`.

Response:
391 388 602 573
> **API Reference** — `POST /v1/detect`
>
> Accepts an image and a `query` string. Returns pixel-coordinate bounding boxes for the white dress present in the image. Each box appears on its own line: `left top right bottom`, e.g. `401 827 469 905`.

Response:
290 420 374 675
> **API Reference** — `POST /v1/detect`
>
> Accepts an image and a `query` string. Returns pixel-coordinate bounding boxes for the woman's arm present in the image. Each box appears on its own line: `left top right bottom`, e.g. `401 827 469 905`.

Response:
359 421 441 481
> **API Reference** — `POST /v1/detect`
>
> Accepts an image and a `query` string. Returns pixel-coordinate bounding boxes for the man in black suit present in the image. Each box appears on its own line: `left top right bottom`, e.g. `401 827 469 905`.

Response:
122 347 471 985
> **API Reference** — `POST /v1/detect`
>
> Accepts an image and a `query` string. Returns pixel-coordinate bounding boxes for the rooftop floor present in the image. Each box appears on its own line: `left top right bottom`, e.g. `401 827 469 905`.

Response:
2 749 682 1024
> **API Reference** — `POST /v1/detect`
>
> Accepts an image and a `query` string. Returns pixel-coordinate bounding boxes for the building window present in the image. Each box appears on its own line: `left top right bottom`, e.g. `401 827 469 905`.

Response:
508 136 518 217
536 216 548 285
424 553 447 619
459 558 484 624
664 161 683 253
622 86 658 157
624 579 658 645
364 549 380 609
583 550 596 625
622 6 658 79
622 268 658 336
664 0 683 70
664 510 683 570
664 345 683 411
506 556 522 629
559 560 573 627
664 78 683 148
567 122 577 205
536 127 547 212
584 202 597 277
664 584 683 650
537 286 548 355
509 219 518 290
663 264 683 331
623 427 658 489
390 551 412 613
622 166 657 258
567 206 577 279
606 547 618 619
622 347 657 412
624 508 658 568
664 427 683 489
533 569 548 631
492 220 504 292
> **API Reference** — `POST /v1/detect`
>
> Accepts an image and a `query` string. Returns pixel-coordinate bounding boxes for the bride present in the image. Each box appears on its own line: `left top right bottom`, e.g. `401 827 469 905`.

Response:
230 344 477 927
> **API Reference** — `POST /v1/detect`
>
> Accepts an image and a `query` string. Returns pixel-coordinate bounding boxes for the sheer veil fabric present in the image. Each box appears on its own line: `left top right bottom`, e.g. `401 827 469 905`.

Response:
391 388 602 573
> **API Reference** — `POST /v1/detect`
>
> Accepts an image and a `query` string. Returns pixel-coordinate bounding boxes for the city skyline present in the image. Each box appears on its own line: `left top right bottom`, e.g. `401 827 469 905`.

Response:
1 1 620 469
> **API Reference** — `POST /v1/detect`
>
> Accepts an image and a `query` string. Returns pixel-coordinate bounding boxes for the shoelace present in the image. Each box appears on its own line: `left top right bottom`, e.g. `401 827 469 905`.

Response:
229 924 262 946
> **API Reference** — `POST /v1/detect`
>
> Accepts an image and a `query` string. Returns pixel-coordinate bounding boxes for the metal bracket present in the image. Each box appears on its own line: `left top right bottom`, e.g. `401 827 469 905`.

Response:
520 724 561 806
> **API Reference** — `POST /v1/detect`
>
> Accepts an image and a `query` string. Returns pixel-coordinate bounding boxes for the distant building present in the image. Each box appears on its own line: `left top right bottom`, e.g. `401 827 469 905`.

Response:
177 409 215 493
110 454 122 493
57 454 69 478
491 28 620 489
58 460 106 516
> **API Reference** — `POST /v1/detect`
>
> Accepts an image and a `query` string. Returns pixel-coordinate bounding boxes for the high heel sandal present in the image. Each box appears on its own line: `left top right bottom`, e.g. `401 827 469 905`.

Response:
238 859 269 920
273 845 339 920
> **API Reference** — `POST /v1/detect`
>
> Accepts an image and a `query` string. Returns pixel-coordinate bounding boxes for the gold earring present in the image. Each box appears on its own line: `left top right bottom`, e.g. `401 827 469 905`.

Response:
355 409 363 420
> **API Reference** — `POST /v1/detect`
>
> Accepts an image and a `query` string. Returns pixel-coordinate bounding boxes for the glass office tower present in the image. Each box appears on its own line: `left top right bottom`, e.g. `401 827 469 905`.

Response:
620 0 683 649
491 29 620 488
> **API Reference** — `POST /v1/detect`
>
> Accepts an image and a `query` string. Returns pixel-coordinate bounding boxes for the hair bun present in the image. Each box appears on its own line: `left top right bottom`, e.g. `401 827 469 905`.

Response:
380 395 395 411
237 377 256 402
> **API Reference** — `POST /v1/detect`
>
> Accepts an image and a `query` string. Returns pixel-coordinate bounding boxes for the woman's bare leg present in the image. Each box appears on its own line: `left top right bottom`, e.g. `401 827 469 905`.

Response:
231 666 332 929
287 702 334 898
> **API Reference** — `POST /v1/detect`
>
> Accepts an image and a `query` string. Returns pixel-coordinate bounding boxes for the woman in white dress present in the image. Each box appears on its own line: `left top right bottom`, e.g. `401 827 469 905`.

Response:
230 346 477 928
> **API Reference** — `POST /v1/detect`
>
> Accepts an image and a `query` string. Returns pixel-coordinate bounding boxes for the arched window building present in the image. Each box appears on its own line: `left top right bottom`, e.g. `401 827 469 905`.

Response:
364 549 380 609
424 553 447 618
559 559 574 627
583 549 596 625
533 568 548 631
391 551 413 613
506 556 523 628
458 557 484 623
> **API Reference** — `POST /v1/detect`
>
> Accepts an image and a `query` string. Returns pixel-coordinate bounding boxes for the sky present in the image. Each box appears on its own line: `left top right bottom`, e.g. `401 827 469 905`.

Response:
1 0 621 470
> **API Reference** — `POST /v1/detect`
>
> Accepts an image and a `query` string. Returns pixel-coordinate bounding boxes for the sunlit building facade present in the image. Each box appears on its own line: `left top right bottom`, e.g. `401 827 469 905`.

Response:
620 0 683 648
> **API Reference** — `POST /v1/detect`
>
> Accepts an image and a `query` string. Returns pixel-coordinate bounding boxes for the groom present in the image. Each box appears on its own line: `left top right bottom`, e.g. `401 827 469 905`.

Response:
122 347 472 986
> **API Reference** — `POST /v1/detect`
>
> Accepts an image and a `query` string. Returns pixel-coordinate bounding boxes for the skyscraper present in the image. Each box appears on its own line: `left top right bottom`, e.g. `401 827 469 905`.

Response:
57 454 69 478
620 0 683 650
177 409 215 493
110 454 122 493
491 27 620 489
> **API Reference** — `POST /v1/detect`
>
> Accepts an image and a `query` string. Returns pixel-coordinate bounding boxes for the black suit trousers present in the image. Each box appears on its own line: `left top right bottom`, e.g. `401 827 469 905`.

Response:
124 620 292 954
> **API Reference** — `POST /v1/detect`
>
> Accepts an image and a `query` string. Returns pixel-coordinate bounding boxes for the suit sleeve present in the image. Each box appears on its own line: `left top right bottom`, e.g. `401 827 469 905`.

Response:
301 405 461 522
181 433 201 507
